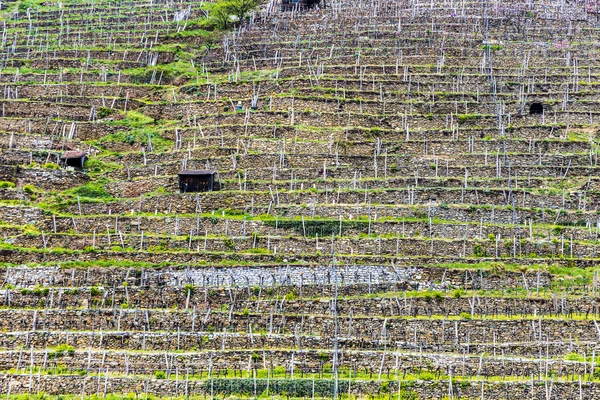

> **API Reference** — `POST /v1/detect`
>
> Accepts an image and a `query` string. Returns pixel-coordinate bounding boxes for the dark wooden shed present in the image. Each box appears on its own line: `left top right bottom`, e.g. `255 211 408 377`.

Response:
178 170 215 193
60 151 87 169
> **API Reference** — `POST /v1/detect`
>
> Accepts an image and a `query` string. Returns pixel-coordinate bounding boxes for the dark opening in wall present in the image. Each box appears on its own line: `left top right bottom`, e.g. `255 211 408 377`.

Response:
530 102 544 115
281 0 323 10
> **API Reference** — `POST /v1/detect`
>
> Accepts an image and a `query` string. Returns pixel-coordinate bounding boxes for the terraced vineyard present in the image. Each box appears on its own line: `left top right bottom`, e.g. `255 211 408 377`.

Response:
3 0 600 398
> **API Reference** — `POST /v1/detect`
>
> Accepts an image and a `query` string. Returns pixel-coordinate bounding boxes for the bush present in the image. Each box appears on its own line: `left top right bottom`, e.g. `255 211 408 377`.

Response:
565 352 582 361
224 237 236 250
22 184 36 194
48 344 75 358
183 283 194 296
459 312 472 320
206 0 260 29
18 0 40 13
42 162 61 170
22 224 40 236
32 285 49 296
285 290 298 301
0 181 15 188
96 106 112 119
473 243 486 257
154 370 166 379
90 286 103 296
481 44 503 51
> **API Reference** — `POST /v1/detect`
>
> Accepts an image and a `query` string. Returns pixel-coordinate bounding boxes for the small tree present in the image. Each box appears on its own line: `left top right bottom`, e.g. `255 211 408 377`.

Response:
208 0 259 29
209 2 233 29
204 31 221 53
228 0 259 22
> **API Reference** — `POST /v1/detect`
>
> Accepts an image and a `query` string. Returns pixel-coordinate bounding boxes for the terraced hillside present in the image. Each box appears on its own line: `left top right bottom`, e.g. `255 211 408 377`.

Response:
2 0 600 398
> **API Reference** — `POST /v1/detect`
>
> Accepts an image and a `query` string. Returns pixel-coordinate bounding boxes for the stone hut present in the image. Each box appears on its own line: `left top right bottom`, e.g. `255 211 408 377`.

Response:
60 151 87 169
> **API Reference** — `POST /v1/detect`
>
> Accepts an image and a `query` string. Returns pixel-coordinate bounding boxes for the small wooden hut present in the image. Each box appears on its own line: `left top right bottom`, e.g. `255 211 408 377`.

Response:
178 170 216 193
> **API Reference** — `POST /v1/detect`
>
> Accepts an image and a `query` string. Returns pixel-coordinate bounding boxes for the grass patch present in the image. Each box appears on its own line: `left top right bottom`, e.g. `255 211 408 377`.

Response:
67 182 112 200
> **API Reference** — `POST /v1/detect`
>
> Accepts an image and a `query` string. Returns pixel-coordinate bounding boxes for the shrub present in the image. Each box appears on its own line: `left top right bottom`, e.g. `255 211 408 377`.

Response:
48 344 75 358
96 106 112 119
23 224 40 236
481 44 503 51
459 312 472 320
41 162 61 170
224 237 236 250
32 285 49 296
285 290 298 301
318 352 329 362
22 184 36 194
18 0 41 13
183 283 194 296
154 370 166 379
473 243 486 257
90 286 103 296
207 0 260 29
0 181 15 188
565 352 582 361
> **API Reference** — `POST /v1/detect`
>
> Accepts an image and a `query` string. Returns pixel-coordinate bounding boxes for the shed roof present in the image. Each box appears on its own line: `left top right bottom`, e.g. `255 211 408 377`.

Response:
60 151 87 159
178 169 215 175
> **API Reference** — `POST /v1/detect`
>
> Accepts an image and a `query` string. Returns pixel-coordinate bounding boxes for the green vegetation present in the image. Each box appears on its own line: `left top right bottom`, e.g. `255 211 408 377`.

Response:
67 182 112 200
48 344 75 358
206 0 262 29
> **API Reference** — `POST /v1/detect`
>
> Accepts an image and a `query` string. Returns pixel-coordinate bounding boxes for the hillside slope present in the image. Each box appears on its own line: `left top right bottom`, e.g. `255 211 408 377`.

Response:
2 0 600 398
